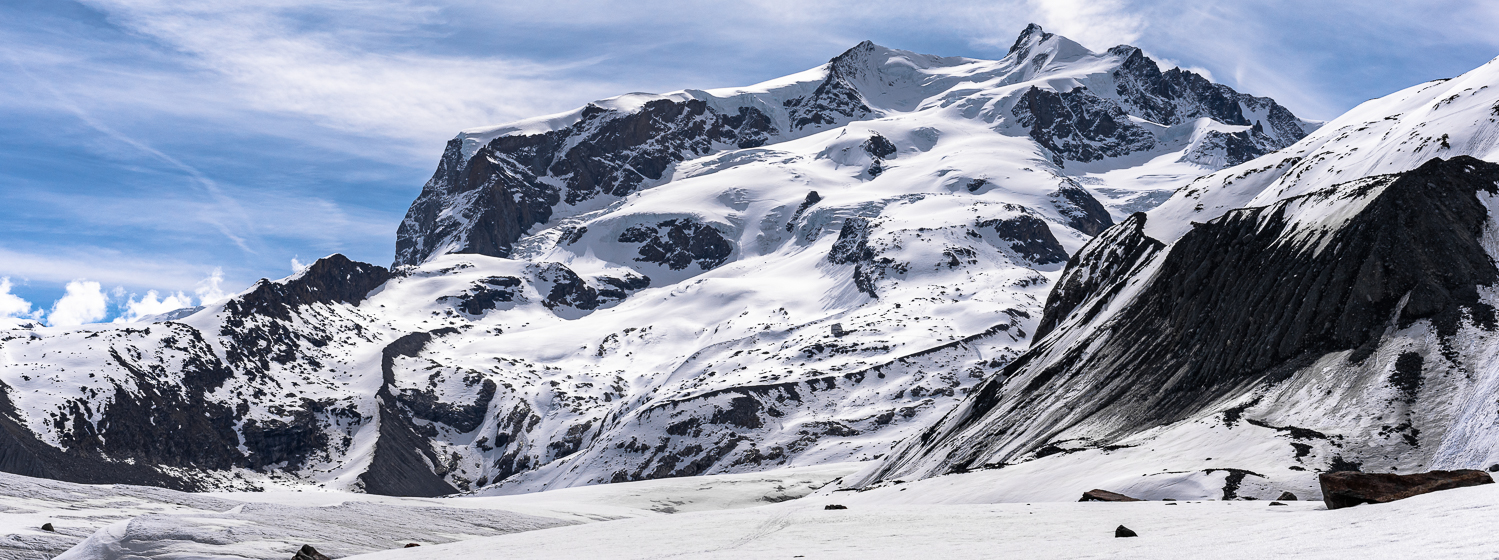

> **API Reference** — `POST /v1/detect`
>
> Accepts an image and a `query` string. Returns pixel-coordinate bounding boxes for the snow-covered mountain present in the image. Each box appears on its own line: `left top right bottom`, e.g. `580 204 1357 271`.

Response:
860 56 1499 499
0 25 1318 495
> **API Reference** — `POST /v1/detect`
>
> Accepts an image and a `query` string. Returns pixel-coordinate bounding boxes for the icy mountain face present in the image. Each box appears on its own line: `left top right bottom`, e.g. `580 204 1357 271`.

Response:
864 56 1499 492
394 24 1314 268
0 26 1316 495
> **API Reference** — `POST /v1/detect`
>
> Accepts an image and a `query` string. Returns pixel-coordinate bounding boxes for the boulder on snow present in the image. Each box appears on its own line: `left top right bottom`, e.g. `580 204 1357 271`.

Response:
1318 470 1494 510
825 504 848 510
1269 501 1287 506
1080 489 1141 502
1277 491 1298 501
404 543 421 548
291 545 332 560
1115 525 1137 538
40 523 53 532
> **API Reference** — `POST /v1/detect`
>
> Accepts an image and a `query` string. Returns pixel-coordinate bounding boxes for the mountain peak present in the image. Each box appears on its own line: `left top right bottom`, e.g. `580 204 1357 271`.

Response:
1008 23 1052 56
828 40 896 77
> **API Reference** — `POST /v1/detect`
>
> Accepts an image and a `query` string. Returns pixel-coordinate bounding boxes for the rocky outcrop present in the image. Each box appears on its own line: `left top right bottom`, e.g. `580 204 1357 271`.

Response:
1052 184 1114 236
361 330 462 497
226 255 390 321
1111 45 1309 147
617 219 734 271
827 217 882 297
292 544 332 560
1011 86 1157 165
979 214 1068 265
440 276 522 315
1319 470 1494 509
783 42 879 130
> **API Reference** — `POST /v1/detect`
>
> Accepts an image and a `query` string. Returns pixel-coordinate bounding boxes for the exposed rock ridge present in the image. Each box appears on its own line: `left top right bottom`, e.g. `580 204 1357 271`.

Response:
394 99 776 267
870 156 1499 481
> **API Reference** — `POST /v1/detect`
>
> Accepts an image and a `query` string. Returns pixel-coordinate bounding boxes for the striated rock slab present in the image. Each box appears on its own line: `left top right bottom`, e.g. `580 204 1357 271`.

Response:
1319 470 1494 510
1080 489 1141 502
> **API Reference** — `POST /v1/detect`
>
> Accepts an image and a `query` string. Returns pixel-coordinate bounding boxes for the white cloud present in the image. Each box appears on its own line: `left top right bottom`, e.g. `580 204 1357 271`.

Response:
291 257 309 273
0 278 41 319
195 268 230 305
48 280 108 327
115 290 194 323
76 0 617 151
1025 0 1144 49
0 246 229 291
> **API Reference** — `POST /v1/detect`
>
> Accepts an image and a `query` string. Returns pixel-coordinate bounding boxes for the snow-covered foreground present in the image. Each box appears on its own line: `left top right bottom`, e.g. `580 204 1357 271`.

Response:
8 464 855 559
352 478 1499 560
17 459 1499 559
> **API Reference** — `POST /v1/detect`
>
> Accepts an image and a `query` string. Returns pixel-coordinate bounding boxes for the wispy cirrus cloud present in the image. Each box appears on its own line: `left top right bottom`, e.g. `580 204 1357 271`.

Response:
75 0 621 154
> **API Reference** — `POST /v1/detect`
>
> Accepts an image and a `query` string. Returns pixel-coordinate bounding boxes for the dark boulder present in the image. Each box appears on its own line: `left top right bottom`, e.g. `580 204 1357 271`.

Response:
1115 525 1137 538
404 543 421 548
291 545 332 560
1319 469 1494 509
40 523 53 532
1277 491 1298 501
1080 489 1141 502
825 504 848 510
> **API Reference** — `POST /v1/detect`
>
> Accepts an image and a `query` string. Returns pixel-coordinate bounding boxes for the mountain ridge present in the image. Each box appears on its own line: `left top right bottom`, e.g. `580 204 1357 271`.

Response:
0 25 1327 496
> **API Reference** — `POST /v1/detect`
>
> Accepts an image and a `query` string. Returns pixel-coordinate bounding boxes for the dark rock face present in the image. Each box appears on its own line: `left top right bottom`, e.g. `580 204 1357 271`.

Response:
394 99 776 267
220 255 391 375
1319 470 1494 509
1080 489 1142 502
226 255 390 322
1006 38 1309 168
1181 128 1281 167
783 42 878 130
1007 23 1053 59
1052 184 1114 236
979 214 1068 265
1011 86 1157 165
827 217 883 297
1035 213 1164 341
785 191 822 232
874 157 1499 478
362 330 462 497
618 219 734 271
863 133 897 159
1111 45 1308 148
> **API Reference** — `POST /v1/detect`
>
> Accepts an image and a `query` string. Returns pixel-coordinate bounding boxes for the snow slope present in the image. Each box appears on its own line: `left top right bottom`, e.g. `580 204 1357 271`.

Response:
11 464 852 559
348 478 1499 560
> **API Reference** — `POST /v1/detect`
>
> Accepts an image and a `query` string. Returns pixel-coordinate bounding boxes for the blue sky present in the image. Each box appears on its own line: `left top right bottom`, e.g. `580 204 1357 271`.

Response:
2 0 1497 324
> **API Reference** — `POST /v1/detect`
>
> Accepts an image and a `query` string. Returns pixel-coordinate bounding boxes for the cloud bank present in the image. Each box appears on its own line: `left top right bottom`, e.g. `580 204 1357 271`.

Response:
48 280 108 327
